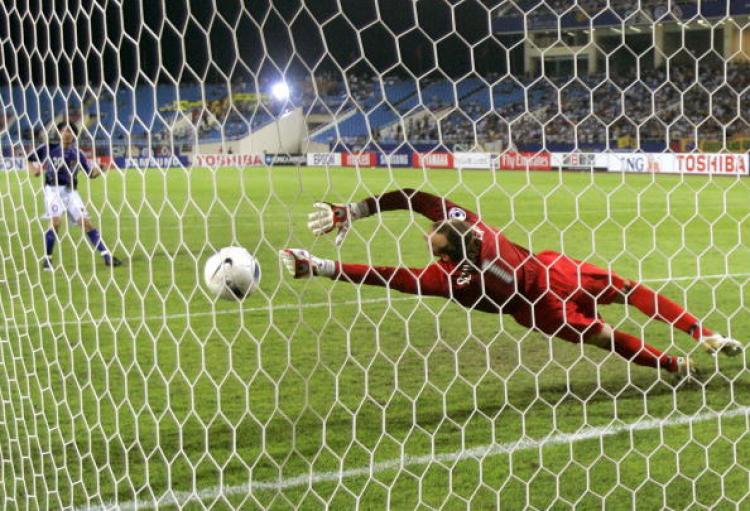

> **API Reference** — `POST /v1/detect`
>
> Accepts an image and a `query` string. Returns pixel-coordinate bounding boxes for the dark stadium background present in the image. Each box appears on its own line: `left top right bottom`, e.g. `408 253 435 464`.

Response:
0 0 505 86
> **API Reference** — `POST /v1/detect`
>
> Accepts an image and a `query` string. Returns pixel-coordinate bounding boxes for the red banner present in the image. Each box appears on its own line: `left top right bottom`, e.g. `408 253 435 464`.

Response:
413 152 454 169
342 152 376 167
498 151 551 171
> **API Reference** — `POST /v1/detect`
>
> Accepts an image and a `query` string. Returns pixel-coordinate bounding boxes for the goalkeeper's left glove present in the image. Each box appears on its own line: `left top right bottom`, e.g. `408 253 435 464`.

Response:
279 248 336 278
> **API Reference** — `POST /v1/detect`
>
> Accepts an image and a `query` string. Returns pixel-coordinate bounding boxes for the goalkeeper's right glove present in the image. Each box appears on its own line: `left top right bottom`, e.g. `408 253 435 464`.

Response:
279 248 335 278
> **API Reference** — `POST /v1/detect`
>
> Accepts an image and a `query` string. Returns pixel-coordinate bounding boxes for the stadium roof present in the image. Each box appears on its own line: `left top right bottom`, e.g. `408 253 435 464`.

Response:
493 0 750 34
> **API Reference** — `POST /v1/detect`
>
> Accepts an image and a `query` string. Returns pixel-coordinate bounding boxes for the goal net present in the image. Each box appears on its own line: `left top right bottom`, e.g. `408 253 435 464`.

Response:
1 0 749 509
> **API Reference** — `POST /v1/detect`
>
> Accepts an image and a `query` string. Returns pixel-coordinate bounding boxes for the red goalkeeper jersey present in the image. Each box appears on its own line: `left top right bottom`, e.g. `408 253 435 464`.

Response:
335 189 540 315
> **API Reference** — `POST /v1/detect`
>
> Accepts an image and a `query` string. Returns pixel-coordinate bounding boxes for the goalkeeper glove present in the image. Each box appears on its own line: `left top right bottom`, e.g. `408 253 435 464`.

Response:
307 201 369 246
279 248 335 278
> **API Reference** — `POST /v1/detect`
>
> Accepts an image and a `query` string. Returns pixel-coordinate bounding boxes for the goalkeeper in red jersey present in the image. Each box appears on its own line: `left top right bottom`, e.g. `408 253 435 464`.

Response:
280 189 742 376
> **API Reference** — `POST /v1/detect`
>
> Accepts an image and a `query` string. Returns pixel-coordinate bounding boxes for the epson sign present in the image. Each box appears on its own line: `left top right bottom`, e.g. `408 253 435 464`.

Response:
306 153 342 166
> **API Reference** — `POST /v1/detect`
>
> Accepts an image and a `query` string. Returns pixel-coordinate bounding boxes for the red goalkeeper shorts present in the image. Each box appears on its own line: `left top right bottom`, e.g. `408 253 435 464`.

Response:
512 250 627 343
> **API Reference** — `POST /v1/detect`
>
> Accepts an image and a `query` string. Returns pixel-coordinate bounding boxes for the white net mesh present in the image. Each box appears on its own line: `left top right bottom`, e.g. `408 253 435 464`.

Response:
1 1 749 509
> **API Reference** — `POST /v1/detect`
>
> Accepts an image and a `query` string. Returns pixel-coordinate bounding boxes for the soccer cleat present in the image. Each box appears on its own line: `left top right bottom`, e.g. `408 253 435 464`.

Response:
699 333 743 357
105 256 123 267
674 356 701 379
41 257 53 271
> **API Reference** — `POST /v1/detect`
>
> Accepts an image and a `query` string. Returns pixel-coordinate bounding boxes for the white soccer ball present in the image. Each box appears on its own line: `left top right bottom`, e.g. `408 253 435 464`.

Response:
204 246 261 300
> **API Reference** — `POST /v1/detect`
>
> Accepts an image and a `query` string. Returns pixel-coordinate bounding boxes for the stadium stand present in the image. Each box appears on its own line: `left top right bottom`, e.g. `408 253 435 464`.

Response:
307 58 750 153
1 54 748 155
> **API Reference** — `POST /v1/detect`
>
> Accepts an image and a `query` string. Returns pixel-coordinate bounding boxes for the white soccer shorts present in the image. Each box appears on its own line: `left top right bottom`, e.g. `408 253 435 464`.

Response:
43 185 89 223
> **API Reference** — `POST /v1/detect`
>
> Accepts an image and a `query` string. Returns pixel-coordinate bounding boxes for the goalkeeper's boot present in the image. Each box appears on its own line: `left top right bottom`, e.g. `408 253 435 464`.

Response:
279 248 335 279
700 333 742 357
674 357 702 380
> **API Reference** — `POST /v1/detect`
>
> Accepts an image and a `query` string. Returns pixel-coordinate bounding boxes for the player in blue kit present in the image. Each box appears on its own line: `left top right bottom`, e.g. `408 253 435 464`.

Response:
28 122 123 269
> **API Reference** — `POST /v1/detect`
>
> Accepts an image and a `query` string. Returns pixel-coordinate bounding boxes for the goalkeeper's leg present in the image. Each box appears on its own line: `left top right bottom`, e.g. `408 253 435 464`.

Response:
586 324 692 376
522 299 689 375
613 280 742 357
561 254 744 358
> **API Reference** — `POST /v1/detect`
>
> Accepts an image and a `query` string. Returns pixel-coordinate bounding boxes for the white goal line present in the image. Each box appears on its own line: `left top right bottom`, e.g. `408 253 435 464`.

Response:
81 404 750 511
4 272 750 332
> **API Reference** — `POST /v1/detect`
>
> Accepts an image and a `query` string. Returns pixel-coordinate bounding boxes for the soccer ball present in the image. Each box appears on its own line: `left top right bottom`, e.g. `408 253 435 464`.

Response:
204 246 261 300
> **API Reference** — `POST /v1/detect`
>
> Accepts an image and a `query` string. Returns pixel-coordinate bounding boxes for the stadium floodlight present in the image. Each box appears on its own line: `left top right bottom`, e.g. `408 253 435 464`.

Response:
271 81 290 101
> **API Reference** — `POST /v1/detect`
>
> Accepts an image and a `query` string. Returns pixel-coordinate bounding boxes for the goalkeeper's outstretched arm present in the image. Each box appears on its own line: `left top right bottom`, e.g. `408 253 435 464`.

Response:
337 261 449 296
279 248 449 297
358 188 480 223
308 188 481 245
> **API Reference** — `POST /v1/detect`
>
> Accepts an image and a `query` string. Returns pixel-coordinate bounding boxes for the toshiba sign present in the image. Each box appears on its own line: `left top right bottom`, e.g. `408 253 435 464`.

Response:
675 154 748 175
606 153 749 175
195 154 263 167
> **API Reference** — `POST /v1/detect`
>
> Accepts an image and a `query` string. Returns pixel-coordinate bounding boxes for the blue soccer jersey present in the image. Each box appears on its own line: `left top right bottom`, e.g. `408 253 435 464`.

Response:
29 144 92 190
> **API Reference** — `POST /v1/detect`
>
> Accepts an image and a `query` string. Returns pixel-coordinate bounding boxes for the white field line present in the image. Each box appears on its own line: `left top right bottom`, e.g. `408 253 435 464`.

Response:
5 272 750 332
4 297 417 331
79 404 750 511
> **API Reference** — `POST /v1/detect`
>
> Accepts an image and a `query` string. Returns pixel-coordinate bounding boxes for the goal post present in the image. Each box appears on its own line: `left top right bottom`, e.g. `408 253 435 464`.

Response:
1 1 749 509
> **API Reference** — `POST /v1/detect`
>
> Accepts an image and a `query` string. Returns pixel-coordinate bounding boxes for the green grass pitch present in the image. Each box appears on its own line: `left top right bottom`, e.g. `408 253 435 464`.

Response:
1 165 750 509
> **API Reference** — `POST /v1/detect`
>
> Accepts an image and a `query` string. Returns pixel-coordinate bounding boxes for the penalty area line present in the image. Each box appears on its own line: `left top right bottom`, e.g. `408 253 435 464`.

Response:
80 405 750 511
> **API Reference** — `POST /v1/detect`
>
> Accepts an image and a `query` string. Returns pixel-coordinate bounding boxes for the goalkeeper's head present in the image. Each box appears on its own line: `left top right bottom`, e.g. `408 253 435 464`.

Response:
427 219 482 267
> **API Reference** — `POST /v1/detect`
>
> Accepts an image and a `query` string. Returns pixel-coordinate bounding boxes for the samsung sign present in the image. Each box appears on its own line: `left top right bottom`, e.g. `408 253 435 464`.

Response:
377 152 411 167
115 155 191 168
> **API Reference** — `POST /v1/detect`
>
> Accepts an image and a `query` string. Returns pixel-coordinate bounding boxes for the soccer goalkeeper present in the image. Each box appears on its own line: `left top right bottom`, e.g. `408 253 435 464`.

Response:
280 188 742 376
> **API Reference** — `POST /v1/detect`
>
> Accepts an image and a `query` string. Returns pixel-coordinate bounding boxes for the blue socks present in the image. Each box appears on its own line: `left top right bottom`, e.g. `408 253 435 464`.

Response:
44 229 56 256
45 228 111 263
85 229 111 263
